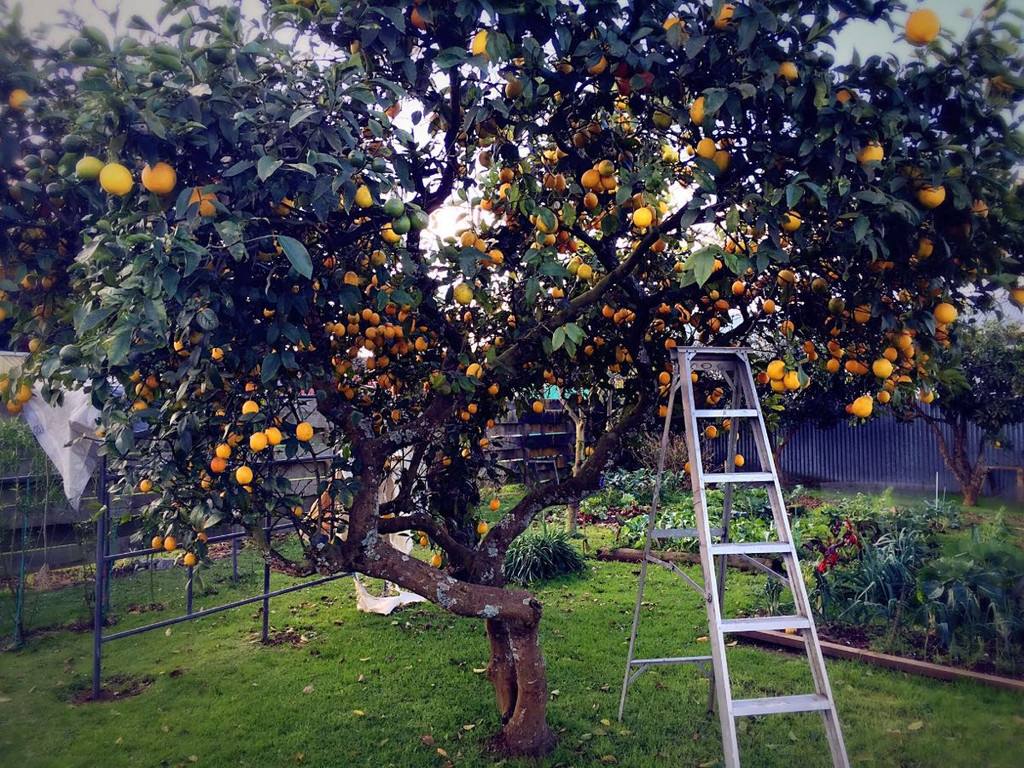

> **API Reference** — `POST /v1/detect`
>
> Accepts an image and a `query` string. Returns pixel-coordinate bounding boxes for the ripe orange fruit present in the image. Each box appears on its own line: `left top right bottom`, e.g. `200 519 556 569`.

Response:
470 29 488 57
235 465 253 485
905 9 940 46
476 521 489 536
151 536 163 550
264 426 283 446
733 454 745 468
857 142 884 165
249 431 269 452
454 283 474 305
705 425 719 439
241 399 259 415
689 96 705 124
531 400 545 414
99 163 134 196
632 207 654 228
211 346 224 361
141 162 177 195
215 443 232 460
695 137 716 159
916 185 946 209
138 478 153 493
777 61 799 81
8 88 29 110
188 187 217 217
164 536 177 552
183 552 198 568
851 395 873 418
781 211 802 232
430 552 443 568
872 358 894 379
295 421 314 441
714 3 735 29
489 498 501 511
933 302 957 325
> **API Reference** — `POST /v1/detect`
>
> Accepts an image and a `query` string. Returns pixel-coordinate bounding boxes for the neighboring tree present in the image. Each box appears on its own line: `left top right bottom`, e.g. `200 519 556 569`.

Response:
1 0 1023 754
911 322 1024 506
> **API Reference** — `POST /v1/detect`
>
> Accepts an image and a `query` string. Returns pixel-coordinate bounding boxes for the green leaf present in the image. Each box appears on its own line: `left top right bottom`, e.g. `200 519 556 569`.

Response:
106 324 133 365
276 235 312 279
289 105 320 128
686 247 718 287
261 352 281 383
257 155 283 182
552 326 566 351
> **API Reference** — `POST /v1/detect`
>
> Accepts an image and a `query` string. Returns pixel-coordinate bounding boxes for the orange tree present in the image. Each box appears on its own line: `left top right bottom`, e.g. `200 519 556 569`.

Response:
1 0 1023 755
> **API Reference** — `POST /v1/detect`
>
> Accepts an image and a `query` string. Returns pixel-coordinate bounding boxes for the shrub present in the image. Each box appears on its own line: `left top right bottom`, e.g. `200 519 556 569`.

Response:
504 531 586 585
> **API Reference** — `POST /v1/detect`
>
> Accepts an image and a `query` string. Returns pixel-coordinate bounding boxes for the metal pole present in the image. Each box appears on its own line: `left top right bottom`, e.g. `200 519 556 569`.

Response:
261 512 271 643
185 566 194 615
13 486 28 648
91 484 107 699
231 531 239 583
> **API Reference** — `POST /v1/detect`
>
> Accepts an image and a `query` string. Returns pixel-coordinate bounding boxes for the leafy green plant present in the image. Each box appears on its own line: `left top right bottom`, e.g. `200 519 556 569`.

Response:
504 531 586 585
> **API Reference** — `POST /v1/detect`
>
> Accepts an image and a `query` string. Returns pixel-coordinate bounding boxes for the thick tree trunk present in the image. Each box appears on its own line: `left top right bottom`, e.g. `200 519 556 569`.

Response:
486 619 557 757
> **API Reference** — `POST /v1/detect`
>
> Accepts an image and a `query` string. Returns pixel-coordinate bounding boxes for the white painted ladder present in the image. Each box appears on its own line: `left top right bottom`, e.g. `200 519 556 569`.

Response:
617 347 849 768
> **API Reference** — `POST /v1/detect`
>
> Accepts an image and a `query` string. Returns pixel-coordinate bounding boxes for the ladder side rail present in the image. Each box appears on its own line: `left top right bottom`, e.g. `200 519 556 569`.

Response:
735 358 850 768
617 372 680 721
716 370 742 606
679 350 741 767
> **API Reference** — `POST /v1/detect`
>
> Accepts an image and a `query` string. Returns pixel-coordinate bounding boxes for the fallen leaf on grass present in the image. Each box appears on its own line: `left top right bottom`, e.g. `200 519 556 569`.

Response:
420 734 435 747
352 709 365 717
302 685 314 694
907 721 924 731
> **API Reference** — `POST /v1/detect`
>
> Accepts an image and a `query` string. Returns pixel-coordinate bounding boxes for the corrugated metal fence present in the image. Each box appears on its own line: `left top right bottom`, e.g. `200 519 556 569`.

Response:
777 407 1024 500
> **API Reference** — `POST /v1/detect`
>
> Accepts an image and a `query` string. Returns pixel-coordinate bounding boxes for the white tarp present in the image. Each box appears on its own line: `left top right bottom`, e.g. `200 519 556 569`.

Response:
1 352 101 510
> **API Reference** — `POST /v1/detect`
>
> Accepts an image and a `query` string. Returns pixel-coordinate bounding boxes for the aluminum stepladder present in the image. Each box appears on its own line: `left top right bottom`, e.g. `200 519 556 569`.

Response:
618 347 849 768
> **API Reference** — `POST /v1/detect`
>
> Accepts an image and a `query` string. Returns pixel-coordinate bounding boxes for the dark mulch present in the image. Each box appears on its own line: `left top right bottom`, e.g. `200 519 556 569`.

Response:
71 673 154 704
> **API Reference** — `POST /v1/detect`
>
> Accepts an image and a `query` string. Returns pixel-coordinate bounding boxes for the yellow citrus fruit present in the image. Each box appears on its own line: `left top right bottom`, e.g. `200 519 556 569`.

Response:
164 535 177 552
210 456 227 474
877 390 892 404
75 155 104 180
733 454 745 468
249 431 269 452
295 421 314 441
264 426 283 446
577 263 594 280
851 395 873 419
235 465 254 485
183 552 198 567
766 360 786 380
430 552 443 568
689 96 705 124
714 3 735 29
531 400 544 414
241 400 259 415
99 163 134 196
138 479 153 493
783 370 801 391
705 425 719 439
920 389 936 404
857 143 884 165
916 185 946 209
933 302 957 325
696 137 716 159
777 61 799 81
215 443 232 459
905 9 940 46
211 346 224 361
489 498 501 511
470 29 488 57
454 282 474 305
8 88 29 110
141 162 177 195
354 184 373 208
872 358 894 379
189 187 217 217
476 521 489 536
587 55 608 75
781 211 802 232
632 206 654 228
151 536 163 550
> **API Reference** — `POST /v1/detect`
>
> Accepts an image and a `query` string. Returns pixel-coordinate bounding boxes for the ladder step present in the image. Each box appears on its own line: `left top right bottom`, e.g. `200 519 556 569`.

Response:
732 693 832 718
719 616 810 633
703 472 774 484
629 655 713 667
693 409 759 418
710 542 793 556
652 527 724 539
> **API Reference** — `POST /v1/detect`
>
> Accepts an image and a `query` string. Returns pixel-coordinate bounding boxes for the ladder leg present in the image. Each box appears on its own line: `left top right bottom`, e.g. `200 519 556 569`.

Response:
618 375 679 721
680 352 741 767
734 355 850 767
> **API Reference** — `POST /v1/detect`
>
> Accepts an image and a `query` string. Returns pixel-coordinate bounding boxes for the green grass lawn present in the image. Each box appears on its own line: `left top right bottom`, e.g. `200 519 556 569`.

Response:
2 518 1023 768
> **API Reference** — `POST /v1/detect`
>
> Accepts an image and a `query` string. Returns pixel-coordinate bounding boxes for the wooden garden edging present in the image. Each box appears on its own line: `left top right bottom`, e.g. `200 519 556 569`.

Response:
739 630 1024 693
596 547 1024 693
